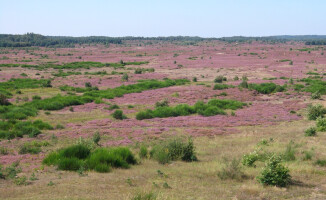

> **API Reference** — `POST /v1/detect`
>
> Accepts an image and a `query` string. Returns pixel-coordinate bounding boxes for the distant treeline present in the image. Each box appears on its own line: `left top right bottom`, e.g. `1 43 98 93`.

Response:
1 33 326 47
0 33 122 47
219 35 326 45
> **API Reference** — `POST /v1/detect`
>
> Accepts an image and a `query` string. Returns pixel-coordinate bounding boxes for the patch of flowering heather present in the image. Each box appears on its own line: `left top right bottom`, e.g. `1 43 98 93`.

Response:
111 85 261 106
52 72 167 89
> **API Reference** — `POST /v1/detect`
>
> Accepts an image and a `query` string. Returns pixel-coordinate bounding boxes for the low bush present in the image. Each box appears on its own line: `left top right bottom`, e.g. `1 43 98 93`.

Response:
311 91 321 99
242 151 260 167
248 83 285 94
316 117 326 131
307 104 326 120
257 156 291 187
304 127 317 136
112 110 127 120
214 76 227 83
315 159 326 167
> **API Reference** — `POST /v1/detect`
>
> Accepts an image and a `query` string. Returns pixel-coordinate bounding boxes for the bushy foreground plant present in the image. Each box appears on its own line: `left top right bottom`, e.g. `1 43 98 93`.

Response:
43 144 136 173
257 156 291 187
150 137 197 164
316 117 326 131
307 104 326 120
136 99 246 120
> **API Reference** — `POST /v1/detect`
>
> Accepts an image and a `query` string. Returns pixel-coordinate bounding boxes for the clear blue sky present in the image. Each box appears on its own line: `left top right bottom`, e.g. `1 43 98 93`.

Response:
1 0 325 37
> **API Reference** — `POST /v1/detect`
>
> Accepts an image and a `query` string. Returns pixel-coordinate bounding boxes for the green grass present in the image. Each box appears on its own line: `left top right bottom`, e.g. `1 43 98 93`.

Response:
43 144 137 173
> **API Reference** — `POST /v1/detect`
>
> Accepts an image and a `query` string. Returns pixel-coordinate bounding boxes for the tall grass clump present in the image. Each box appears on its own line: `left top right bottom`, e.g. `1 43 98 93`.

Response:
218 158 246 180
150 137 197 164
43 144 136 173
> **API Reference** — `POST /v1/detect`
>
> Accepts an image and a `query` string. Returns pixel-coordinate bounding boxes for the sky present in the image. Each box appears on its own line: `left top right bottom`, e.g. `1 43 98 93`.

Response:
1 0 326 37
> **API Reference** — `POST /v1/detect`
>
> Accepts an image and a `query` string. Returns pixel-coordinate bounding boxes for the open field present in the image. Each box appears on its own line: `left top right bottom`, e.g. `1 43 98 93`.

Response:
0 39 326 200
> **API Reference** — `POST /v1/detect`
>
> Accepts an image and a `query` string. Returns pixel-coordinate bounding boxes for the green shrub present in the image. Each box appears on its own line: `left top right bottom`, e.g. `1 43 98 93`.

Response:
311 91 321 99
60 144 91 159
239 80 248 88
19 144 41 154
242 151 259 167
92 132 101 145
257 156 291 187
87 147 136 171
214 76 226 83
316 117 326 131
307 104 326 120
108 104 120 110
32 95 41 100
315 159 326 167
43 144 136 173
43 152 60 165
304 127 317 136
213 84 234 90
57 157 83 171
249 83 285 94
112 110 127 120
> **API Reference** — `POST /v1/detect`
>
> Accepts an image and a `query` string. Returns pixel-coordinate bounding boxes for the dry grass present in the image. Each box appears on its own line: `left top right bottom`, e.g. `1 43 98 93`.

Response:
1 119 326 200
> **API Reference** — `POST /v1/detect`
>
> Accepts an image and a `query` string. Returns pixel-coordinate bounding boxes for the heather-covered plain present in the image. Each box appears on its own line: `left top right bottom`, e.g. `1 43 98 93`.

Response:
0 39 326 200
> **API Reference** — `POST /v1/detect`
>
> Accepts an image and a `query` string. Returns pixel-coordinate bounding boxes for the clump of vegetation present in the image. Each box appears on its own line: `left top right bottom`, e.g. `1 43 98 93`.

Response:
304 127 317 136
218 158 246 180
316 117 326 131
43 144 136 173
311 91 321 99
282 141 296 161
150 137 197 164
242 150 260 167
139 145 148 159
19 141 49 154
136 99 246 120
213 84 234 90
121 73 129 81
315 159 326 167
248 83 285 94
214 76 227 83
112 110 127 120
0 120 53 139
155 99 169 108
257 156 291 187
307 104 326 120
